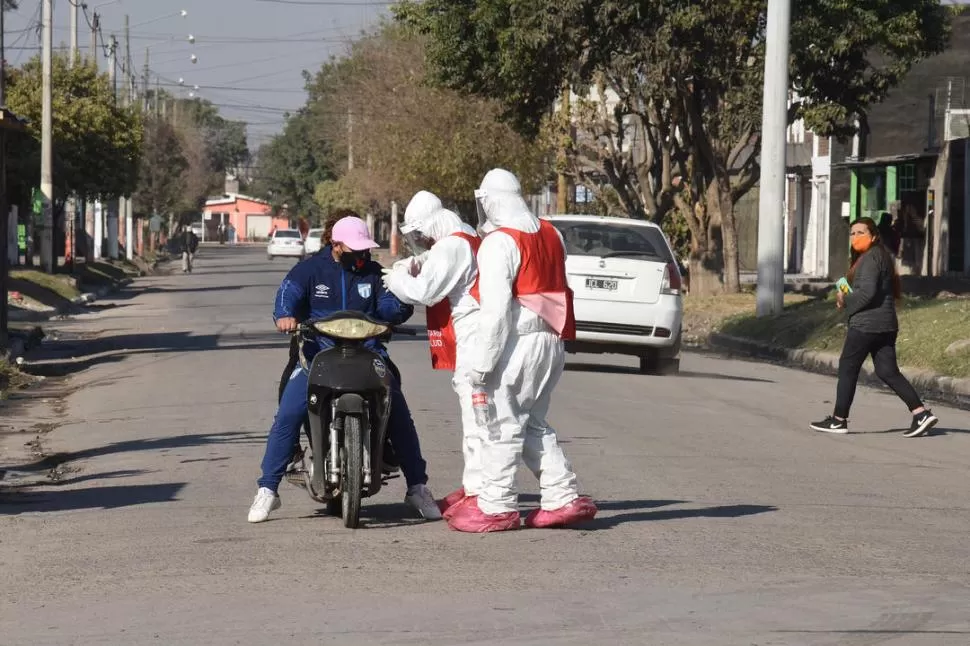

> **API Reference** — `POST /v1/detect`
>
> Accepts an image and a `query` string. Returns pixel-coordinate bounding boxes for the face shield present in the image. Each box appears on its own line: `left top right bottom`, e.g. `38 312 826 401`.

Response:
399 220 435 256
474 189 489 234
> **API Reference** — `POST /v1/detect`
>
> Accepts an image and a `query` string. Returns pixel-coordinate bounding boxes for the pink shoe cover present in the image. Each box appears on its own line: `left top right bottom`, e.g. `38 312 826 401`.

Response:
437 487 466 514
442 493 477 521
447 500 520 533
525 496 598 528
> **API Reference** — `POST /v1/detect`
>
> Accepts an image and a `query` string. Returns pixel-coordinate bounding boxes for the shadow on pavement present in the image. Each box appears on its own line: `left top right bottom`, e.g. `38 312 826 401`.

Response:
518 495 776 530
564 362 775 383
0 469 149 490
867 426 967 436
31 432 264 468
296 500 427 529
22 331 291 378
0 482 185 514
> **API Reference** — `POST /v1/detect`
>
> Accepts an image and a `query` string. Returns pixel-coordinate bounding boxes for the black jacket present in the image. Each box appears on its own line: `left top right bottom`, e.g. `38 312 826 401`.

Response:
844 247 898 333
181 231 199 254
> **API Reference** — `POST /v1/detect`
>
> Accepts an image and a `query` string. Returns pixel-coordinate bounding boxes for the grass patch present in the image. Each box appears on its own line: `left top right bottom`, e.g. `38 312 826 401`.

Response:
682 292 813 343
79 260 136 286
0 358 33 398
721 295 970 378
9 270 81 302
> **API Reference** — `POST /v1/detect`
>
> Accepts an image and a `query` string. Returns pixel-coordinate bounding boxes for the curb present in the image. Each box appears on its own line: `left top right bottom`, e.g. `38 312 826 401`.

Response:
707 333 970 410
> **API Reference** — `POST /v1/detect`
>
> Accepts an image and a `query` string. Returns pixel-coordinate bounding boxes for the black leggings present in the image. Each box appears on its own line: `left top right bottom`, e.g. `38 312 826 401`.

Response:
834 329 923 418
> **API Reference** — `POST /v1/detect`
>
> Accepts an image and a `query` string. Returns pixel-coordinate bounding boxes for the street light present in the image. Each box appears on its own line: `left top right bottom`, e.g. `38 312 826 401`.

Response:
130 10 188 29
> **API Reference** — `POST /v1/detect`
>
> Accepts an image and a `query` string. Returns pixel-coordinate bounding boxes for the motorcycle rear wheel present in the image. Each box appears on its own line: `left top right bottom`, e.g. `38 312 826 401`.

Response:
341 414 364 529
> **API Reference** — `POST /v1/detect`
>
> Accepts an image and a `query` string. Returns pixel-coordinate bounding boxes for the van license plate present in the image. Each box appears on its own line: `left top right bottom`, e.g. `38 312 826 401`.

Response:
586 278 618 291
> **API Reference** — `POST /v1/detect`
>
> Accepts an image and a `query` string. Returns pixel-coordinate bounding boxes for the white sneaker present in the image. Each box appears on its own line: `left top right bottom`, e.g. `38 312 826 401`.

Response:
247 487 281 523
405 484 443 521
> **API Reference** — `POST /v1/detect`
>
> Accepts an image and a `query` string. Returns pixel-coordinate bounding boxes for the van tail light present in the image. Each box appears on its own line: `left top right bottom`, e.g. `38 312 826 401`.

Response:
661 262 682 295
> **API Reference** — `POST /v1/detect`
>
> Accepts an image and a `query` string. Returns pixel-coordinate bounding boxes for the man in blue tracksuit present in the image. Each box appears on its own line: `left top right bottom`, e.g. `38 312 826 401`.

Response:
248 215 442 522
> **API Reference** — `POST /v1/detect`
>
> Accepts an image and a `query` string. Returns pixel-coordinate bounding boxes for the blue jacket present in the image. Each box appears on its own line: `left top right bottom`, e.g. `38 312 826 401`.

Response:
273 245 414 359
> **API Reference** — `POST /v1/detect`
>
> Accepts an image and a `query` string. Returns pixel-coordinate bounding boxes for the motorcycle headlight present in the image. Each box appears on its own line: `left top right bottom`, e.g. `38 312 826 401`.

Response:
311 318 390 341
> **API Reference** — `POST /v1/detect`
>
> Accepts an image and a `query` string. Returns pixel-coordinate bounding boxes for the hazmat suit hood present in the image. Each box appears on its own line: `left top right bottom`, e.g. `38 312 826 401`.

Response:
475 168 538 233
402 190 475 253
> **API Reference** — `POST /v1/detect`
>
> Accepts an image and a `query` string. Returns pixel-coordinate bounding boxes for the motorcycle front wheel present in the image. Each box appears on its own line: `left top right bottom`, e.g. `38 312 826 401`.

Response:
341 413 364 529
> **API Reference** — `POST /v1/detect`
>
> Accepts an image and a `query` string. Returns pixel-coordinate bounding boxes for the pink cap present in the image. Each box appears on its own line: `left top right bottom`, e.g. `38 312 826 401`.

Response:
331 216 379 251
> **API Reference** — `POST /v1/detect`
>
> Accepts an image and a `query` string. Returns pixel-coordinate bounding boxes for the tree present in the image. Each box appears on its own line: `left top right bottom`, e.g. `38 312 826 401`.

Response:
398 0 951 295
303 27 549 212
133 116 188 222
251 110 335 221
6 54 142 204
175 123 217 215
314 177 366 218
174 97 249 175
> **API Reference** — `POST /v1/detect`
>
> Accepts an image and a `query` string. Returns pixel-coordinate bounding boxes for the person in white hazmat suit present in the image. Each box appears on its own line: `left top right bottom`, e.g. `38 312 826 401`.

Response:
447 168 598 533
382 191 486 517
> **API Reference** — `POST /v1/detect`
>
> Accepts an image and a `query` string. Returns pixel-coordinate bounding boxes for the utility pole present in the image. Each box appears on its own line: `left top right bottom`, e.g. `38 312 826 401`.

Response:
390 200 399 257
125 15 133 104
96 34 118 259
83 12 100 262
108 35 117 98
347 107 354 171
142 48 149 113
40 0 54 273
89 11 99 62
755 0 791 317
66 0 82 269
70 0 78 66
0 0 9 348
556 84 571 214
114 14 134 259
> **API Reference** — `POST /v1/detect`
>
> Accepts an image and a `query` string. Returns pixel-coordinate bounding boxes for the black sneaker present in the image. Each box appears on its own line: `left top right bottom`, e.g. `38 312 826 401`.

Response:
810 416 849 434
903 410 938 438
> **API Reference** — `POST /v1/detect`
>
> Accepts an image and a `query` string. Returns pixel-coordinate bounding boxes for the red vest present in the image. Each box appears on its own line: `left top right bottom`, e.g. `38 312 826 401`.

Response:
426 232 481 371
470 220 576 340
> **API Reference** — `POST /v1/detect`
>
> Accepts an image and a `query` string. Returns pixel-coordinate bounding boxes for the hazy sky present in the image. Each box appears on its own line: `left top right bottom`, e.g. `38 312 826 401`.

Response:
3 0 392 149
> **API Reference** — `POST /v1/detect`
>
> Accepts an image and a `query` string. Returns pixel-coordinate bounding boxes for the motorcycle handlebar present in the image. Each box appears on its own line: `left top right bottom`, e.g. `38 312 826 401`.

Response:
290 323 418 337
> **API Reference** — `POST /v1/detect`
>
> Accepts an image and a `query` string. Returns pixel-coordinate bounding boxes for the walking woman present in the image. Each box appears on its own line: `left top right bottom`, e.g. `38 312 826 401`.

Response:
810 217 939 437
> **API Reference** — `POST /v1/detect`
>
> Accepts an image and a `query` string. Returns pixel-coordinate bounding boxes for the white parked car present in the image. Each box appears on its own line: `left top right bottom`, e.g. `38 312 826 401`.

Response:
545 215 684 374
267 229 306 261
303 228 325 255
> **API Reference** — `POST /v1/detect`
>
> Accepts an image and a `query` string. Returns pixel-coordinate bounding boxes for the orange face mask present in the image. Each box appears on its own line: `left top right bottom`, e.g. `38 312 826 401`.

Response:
851 233 873 253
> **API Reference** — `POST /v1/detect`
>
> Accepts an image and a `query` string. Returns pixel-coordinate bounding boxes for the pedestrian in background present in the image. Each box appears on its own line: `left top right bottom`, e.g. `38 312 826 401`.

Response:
810 217 938 437
181 227 199 273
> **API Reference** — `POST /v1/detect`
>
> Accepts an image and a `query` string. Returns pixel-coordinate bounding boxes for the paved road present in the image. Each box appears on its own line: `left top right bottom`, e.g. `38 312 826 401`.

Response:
3 246 970 646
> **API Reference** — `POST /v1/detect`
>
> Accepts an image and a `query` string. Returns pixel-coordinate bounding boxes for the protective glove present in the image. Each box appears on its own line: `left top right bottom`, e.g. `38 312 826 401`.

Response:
392 255 424 277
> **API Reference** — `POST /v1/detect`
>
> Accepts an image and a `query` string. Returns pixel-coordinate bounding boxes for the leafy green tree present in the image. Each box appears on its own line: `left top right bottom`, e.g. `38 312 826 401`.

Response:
301 26 549 212
169 96 249 176
133 116 188 220
314 178 366 217
398 0 950 294
251 111 334 221
6 54 142 205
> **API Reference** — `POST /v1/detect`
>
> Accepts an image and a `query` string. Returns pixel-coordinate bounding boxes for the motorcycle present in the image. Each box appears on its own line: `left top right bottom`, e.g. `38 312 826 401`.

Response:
287 310 413 528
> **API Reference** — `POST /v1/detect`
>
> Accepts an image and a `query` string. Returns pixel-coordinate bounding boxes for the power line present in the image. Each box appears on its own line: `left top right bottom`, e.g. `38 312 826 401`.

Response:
155 82 308 94
254 0 394 5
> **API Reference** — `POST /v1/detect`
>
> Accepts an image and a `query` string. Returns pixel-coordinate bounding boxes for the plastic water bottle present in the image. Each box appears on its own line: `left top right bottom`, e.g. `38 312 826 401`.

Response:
471 386 490 428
